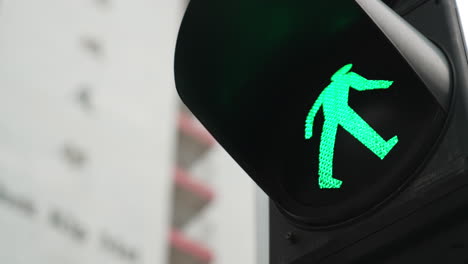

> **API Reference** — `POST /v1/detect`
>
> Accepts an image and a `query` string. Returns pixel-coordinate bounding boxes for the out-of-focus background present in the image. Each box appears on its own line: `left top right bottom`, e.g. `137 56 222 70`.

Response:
0 1 267 263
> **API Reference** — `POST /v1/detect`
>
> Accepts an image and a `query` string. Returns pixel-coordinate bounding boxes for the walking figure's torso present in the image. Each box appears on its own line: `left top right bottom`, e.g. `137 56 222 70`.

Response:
321 82 351 124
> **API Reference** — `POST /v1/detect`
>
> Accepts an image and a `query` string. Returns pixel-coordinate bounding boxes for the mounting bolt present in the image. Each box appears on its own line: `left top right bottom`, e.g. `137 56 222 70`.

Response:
285 231 296 244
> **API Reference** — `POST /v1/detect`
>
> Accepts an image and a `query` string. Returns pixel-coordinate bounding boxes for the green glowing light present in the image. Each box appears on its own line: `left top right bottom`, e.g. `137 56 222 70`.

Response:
305 64 399 189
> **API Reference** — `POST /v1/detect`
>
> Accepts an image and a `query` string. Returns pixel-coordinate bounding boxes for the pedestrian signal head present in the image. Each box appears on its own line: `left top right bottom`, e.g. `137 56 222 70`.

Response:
175 0 448 226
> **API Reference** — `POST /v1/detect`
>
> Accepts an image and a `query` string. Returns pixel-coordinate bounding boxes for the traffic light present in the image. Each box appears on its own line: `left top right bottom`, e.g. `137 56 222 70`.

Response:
175 0 468 262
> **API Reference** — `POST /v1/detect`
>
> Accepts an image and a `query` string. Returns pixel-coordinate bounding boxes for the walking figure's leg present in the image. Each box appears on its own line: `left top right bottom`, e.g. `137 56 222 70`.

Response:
318 120 342 189
341 107 398 159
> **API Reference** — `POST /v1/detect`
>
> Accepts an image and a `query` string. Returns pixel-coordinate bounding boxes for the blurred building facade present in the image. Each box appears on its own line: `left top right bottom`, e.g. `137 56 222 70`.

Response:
168 102 257 264
0 0 258 264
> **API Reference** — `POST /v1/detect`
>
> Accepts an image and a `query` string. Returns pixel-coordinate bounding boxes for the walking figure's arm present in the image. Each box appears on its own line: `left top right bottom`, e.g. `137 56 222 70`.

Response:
305 92 324 139
347 72 393 91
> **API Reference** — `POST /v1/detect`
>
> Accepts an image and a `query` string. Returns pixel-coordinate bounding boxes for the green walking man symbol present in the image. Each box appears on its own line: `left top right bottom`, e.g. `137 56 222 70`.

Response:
305 64 399 189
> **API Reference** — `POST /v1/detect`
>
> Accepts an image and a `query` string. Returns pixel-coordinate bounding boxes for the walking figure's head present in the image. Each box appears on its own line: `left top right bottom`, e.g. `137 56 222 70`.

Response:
331 64 353 82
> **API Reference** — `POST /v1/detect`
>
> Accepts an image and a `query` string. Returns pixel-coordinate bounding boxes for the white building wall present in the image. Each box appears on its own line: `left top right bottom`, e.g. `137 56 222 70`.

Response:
0 0 182 263
0 1 261 264
209 147 257 264
185 146 257 264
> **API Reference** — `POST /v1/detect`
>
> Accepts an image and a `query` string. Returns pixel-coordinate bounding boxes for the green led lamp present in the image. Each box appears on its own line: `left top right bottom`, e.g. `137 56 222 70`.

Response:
305 64 398 189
